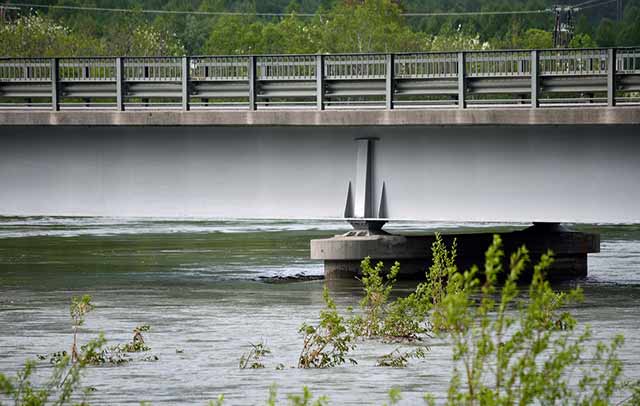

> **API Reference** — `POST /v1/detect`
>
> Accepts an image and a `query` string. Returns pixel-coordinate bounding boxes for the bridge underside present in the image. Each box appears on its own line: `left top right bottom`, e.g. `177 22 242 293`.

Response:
0 118 638 223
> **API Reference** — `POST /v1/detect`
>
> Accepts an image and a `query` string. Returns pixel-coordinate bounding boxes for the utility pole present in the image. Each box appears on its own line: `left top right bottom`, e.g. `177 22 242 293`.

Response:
617 0 623 21
0 3 19 23
552 5 575 48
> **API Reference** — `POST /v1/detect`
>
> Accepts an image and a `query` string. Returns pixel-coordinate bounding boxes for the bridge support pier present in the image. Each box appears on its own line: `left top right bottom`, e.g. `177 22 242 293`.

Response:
310 222 599 282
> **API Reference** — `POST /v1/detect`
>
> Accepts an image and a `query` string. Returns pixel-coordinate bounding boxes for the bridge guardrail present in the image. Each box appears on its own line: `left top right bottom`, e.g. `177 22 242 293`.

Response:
0 48 639 111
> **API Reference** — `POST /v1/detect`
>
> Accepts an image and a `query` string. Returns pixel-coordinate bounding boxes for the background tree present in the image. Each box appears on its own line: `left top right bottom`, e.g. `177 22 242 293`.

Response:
1 0 639 57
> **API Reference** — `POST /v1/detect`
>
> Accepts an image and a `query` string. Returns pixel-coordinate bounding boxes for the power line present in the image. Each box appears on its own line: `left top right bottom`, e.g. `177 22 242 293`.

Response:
8 2 552 18
7 2 319 17
573 0 606 8
403 10 550 16
578 0 617 10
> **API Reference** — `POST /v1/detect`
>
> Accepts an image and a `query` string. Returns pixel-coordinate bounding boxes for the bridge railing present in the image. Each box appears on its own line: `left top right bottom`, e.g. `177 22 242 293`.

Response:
1 47 639 111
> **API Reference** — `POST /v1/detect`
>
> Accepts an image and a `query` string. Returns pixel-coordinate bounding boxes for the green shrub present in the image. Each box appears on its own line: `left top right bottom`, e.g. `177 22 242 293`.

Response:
239 342 271 369
349 257 400 338
298 287 357 368
426 234 634 405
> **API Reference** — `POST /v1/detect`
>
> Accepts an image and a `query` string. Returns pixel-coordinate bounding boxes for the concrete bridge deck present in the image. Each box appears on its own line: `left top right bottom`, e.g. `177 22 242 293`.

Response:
2 48 639 278
1 106 639 126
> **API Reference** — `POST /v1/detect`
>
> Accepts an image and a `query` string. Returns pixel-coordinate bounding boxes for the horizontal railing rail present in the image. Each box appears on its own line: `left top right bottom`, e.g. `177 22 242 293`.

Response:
0 47 638 111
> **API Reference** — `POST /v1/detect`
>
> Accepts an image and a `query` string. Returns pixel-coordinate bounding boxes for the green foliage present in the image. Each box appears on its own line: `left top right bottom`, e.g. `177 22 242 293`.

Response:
381 290 430 342
512 28 553 49
426 234 633 405
624 380 640 405
70 295 94 328
0 14 102 57
349 257 400 338
3 0 640 57
0 13 184 57
426 233 457 308
385 387 402 405
320 0 427 53
107 25 185 56
266 383 278 406
287 386 329 406
595 18 618 47
0 335 105 406
82 342 132 366
616 6 640 46
570 33 597 48
70 295 94 363
425 27 491 51
208 394 225 406
380 233 456 341
376 347 427 368
117 325 151 353
298 287 357 368
239 342 271 369
264 384 329 406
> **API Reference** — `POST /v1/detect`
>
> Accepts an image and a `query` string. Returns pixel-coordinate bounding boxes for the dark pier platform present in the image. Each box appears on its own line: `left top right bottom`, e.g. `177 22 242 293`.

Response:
311 223 599 282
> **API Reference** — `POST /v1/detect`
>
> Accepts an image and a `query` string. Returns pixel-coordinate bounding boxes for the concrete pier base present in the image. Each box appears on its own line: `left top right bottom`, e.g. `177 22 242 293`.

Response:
310 223 599 282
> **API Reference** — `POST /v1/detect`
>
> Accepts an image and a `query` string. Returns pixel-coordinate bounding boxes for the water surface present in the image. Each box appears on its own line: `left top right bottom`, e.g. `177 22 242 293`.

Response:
0 218 639 405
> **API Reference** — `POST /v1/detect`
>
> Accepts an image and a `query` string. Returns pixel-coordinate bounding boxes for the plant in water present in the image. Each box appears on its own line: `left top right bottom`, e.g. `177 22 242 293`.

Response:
118 324 151 353
265 384 329 406
376 347 427 368
0 335 105 406
298 287 356 368
380 285 431 342
208 394 225 406
69 295 94 364
425 234 636 405
383 233 459 338
425 234 458 309
349 257 400 338
82 342 131 366
287 386 329 406
384 387 403 405
239 341 271 369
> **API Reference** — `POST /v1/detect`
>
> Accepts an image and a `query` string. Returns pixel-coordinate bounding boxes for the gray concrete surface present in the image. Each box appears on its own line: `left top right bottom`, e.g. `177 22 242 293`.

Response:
0 124 638 222
313 226 599 280
1 106 639 126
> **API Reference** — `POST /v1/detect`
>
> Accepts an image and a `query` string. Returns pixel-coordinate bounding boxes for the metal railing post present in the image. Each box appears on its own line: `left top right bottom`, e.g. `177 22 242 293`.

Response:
316 54 324 111
531 50 539 108
182 56 190 111
116 57 124 111
51 58 59 111
457 52 466 109
607 48 616 107
386 54 394 110
248 56 257 111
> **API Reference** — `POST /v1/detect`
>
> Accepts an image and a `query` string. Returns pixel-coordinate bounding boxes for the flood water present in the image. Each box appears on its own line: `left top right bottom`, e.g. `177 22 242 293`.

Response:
0 218 639 405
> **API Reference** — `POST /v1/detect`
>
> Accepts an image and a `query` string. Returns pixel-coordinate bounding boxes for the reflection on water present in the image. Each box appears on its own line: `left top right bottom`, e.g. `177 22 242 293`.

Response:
0 218 639 405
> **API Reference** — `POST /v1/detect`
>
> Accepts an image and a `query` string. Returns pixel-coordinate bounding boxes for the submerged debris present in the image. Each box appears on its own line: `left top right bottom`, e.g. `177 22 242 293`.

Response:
257 273 324 283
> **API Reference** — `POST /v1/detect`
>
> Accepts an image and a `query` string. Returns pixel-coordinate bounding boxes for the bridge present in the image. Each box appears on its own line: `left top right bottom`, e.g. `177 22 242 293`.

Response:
1 48 639 278
1 48 639 110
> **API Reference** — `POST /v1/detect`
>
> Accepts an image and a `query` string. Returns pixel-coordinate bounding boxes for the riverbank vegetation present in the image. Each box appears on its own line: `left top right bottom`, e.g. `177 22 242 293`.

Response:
2 0 640 57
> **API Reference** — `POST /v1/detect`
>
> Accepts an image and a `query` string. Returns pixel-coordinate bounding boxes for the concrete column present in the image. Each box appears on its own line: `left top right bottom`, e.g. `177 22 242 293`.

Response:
531 50 539 108
51 58 59 111
385 54 394 110
608 48 617 107
354 138 374 219
458 52 466 109
316 54 324 111
248 56 257 111
116 57 124 111
182 56 190 111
